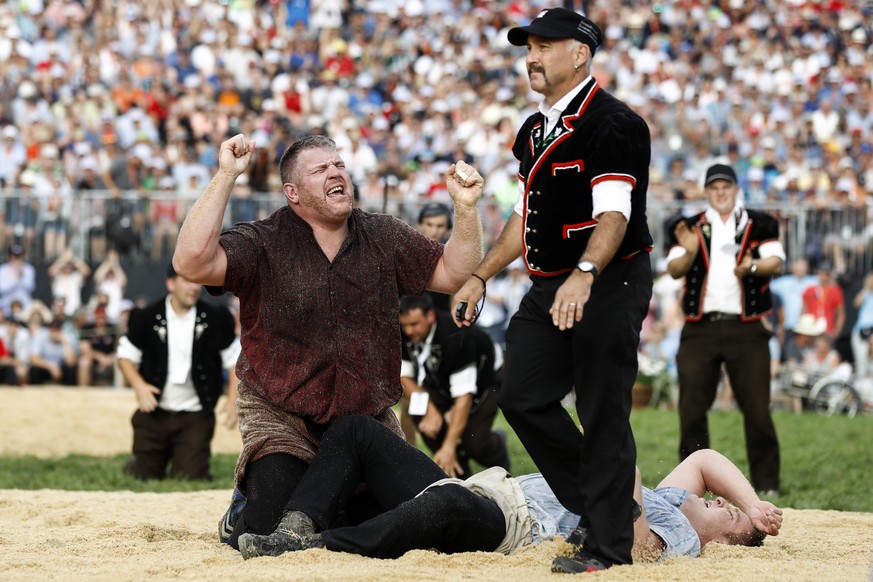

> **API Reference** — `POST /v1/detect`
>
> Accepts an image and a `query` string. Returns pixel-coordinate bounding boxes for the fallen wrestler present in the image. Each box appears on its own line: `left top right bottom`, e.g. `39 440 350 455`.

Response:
230 416 782 565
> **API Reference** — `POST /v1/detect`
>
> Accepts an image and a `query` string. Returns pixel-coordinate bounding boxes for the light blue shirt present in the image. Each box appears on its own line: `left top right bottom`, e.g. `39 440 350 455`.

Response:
515 474 700 560
642 486 701 559
515 474 580 543
770 274 817 330
29 328 68 366
0 261 36 316
853 291 873 332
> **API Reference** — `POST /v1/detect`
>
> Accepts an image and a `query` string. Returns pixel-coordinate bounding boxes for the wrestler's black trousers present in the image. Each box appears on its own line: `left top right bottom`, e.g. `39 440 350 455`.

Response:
498 253 652 567
291 416 505 558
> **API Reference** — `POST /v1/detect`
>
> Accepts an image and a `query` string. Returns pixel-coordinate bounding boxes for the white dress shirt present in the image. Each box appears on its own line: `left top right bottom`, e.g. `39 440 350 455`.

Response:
399 321 501 400
117 297 241 411
665 206 787 314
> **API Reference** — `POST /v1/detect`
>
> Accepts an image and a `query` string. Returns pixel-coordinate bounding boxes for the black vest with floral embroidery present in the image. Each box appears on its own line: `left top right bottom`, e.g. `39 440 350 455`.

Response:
125 298 236 410
669 209 780 322
512 79 653 276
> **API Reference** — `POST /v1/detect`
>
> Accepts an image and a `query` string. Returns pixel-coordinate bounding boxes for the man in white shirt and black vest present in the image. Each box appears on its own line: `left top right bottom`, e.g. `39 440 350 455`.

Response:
117 264 241 480
452 7 654 574
399 294 509 478
666 163 785 498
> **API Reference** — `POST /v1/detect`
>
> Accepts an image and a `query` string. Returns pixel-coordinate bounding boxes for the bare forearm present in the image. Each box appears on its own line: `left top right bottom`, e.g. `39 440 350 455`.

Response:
580 212 627 270
749 256 783 278
401 376 423 399
632 467 663 561
443 394 473 448
173 172 237 284
430 203 483 294
450 212 522 326
117 358 146 390
74 258 91 278
29 355 53 370
63 345 77 366
694 450 759 512
226 368 240 401
667 252 695 279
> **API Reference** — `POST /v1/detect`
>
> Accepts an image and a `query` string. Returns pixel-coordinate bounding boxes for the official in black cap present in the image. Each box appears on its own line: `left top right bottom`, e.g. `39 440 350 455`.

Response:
703 163 738 186
452 6 654 574
666 162 785 501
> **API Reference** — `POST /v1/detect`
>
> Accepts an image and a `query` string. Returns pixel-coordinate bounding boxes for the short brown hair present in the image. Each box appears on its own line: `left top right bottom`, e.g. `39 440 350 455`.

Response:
278 135 337 184
727 526 766 547
399 294 435 316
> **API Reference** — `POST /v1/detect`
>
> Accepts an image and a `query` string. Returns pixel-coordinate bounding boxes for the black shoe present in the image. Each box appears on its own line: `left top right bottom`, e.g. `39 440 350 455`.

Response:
238 511 323 559
238 530 324 559
564 526 588 547
551 551 609 574
278 510 318 537
218 488 247 544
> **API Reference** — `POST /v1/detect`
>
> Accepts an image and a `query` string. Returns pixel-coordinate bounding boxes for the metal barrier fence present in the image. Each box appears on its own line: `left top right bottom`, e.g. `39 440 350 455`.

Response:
3 190 872 276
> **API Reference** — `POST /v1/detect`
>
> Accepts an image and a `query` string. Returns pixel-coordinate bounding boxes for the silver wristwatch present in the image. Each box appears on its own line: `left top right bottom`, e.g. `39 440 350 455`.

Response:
577 260 599 281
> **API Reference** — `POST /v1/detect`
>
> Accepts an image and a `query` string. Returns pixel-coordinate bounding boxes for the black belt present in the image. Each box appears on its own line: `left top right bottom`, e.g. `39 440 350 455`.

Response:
703 312 740 322
157 408 208 416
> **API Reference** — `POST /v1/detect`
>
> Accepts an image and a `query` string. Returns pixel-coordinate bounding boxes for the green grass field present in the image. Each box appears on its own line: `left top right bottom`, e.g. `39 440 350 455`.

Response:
2 408 870 512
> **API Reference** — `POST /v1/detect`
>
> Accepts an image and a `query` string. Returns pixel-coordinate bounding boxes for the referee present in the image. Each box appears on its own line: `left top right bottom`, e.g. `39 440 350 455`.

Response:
452 7 653 573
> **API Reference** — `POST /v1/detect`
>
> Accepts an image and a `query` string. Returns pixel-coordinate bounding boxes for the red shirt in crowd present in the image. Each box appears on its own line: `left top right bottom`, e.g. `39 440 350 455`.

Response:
801 283 845 336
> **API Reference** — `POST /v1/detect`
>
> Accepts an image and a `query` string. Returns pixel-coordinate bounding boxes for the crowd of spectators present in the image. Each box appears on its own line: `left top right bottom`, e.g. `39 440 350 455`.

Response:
0 0 872 399
0 245 135 386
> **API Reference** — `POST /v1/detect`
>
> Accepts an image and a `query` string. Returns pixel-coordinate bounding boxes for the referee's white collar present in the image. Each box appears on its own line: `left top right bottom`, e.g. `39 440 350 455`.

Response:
538 75 594 117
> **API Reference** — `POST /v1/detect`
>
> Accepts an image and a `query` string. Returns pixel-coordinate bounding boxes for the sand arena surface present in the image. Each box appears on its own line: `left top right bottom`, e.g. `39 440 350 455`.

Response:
2 388 872 581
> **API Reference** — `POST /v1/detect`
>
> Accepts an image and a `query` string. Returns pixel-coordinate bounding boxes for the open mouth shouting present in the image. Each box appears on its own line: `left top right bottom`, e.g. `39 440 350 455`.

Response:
327 183 346 198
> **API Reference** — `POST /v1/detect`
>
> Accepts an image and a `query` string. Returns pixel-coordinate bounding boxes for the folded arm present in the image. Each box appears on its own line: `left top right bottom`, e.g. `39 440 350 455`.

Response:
658 449 782 536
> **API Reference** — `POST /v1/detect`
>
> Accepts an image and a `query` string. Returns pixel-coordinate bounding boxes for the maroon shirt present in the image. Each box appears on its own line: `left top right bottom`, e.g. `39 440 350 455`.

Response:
211 206 443 423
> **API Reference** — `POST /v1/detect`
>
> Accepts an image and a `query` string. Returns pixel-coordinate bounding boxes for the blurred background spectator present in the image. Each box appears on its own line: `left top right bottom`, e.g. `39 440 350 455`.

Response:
77 304 118 387
0 245 35 316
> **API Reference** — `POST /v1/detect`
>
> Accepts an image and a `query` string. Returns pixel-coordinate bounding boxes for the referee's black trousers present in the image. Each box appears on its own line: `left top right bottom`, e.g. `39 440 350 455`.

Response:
499 252 652 567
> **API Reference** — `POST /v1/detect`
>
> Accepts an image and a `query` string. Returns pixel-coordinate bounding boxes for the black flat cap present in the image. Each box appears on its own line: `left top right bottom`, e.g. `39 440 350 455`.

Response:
508 8 602 54
704 164 738 186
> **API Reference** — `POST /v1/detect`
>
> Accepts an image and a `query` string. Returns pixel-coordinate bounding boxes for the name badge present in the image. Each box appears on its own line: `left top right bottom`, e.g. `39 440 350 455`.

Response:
408 391 429 416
